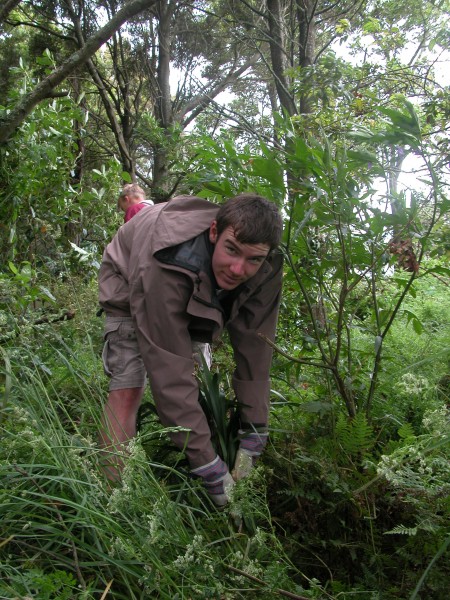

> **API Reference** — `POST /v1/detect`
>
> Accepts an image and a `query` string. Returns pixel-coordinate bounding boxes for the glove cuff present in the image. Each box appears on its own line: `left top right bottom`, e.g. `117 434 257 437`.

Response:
238 428 268 457
192 455 234 506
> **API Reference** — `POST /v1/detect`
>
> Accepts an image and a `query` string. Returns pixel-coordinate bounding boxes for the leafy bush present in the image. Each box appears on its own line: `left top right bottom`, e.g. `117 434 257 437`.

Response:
0 55 125 281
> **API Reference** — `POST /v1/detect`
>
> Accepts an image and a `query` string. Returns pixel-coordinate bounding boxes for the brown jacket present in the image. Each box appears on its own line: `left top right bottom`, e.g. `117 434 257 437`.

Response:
99 196 283 467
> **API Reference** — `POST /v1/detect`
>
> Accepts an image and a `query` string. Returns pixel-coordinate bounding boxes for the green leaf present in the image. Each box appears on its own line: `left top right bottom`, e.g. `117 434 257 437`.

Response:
363 17 382 33
336 412 375 455
398 422 415 440
38 286 56 302
0 347 12 420
378 102 421 137
347 127 374 142
322 134 332 170
412 318 423 335
408 285 417 298
423 266 450 277
8 261 18 275
347 149 378 165
203 180 232 196
8 226 16 244
403 309 424 335
48 126 62 136
69 242 89 256
385 525 418 536
249 157 284 188
36 54 54 66
336 19 350 34
300 401 333 414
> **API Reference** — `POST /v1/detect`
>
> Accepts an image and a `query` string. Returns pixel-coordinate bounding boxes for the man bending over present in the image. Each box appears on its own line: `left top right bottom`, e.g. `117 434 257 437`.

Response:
98 193 283 506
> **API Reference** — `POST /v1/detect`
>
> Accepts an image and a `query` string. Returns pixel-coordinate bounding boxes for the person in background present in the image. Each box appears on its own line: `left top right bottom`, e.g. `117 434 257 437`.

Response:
117 183 153 223
99 193 283 506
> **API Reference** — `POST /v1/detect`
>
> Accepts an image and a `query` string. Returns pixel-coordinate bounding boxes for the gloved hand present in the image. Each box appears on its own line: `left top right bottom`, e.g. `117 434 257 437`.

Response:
192 455 235 507
231 428 268 481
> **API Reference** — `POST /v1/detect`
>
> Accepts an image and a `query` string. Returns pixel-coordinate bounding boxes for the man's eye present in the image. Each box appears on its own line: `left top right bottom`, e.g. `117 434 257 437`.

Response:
226 246 237 254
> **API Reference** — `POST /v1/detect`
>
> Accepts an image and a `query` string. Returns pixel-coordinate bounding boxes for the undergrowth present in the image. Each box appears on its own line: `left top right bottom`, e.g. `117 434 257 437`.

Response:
0 275 449 599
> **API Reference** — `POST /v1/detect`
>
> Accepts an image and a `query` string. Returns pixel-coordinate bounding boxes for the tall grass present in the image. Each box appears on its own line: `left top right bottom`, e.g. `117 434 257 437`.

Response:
0 337 305 599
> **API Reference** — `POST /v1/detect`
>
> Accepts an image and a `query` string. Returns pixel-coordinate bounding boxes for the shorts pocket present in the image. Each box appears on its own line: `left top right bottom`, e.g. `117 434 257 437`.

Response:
102 339 113 377
103 319 121 341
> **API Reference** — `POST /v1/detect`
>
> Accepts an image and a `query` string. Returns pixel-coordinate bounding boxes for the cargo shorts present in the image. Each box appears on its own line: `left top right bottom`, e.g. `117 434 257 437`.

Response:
102 315 213 391
102 316 147 391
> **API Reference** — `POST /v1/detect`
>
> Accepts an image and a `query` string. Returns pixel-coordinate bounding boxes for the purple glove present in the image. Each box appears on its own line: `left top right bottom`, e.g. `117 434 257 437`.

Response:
192 455 234 506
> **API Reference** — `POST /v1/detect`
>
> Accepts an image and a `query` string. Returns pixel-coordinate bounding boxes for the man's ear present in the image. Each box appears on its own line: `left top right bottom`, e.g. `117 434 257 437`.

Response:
209 220 218 244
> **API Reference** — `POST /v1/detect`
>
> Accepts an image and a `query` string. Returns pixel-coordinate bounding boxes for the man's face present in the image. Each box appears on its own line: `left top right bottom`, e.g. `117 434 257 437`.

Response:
209 222 270 290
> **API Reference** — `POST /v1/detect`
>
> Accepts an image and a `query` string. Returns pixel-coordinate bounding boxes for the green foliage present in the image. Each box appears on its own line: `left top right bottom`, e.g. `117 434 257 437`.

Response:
263 395 450 597
0 9 448 596
0 568 77 600
186 98 448 431
0 346 12 421
0 261 56 314
183 133 286 204
178 102 449 597
178 111 449 593
335 412 375 456
197 359 240 469
0 55 124 280
375 423 450 596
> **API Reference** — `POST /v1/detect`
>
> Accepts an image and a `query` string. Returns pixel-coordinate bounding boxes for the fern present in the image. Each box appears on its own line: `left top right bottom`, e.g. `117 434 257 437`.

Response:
384 524 418 536
336 412 375 456
398 422 416 440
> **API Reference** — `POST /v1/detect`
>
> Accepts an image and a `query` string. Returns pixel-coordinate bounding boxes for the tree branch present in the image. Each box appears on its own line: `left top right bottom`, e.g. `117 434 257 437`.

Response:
179 55 260 127
0 0 22 23
0 0 158 144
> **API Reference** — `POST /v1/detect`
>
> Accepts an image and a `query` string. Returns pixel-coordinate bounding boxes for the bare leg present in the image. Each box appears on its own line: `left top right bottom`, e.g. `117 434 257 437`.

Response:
99 387 145 481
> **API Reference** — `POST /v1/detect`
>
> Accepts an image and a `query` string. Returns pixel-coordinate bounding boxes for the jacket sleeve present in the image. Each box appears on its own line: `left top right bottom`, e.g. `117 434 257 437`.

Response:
227 252 284 426
129 262 216 468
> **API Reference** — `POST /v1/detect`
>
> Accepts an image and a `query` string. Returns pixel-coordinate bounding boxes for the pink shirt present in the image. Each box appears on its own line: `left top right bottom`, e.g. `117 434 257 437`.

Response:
124 201 153 223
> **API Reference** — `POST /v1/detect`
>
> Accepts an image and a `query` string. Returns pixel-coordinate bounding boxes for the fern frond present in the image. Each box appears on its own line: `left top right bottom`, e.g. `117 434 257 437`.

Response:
398 422 416 440
384 525 418 536
337 412 375 455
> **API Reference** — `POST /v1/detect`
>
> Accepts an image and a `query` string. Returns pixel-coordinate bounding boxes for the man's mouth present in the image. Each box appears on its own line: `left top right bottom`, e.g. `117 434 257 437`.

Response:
221 273 241 286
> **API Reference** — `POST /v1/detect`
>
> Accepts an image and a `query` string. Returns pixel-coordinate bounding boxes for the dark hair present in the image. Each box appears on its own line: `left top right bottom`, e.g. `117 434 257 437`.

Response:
215 194 282 250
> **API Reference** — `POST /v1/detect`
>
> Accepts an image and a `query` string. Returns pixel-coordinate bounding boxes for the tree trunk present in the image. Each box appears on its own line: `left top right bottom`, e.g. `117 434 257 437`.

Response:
266 0 297 117
297 0 315 114
152 0 175 203
65 1 136 179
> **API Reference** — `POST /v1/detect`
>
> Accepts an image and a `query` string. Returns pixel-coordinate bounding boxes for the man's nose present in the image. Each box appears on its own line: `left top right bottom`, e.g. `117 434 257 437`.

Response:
230 258 246 276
